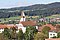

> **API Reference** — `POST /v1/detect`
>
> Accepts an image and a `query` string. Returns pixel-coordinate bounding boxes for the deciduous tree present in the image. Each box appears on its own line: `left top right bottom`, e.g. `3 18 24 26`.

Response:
17 30 24 40
34 32 47 40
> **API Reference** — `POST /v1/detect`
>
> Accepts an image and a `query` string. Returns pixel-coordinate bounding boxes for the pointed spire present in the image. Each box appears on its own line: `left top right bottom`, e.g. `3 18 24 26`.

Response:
20 11 26 22
21 11 25 16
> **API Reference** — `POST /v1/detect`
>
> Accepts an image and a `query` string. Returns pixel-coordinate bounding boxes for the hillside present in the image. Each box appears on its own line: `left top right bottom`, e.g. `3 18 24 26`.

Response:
0 2 60 18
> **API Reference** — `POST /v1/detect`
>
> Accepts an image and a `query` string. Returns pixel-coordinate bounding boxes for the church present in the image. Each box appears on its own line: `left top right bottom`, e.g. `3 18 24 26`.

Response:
16 11 38 33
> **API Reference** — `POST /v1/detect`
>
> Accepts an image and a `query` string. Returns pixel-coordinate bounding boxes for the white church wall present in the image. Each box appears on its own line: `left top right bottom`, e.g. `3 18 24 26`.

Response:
16 24 26 33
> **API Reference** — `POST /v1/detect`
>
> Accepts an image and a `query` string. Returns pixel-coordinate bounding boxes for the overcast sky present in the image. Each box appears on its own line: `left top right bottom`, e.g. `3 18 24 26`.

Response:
0 0 60 8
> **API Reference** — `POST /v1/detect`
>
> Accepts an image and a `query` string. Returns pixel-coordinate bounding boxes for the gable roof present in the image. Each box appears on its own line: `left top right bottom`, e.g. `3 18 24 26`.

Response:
43 24 56 31
19 20 37 26
0 24 7 29
0 24 15 29
38 24 56 32
55 24 60 32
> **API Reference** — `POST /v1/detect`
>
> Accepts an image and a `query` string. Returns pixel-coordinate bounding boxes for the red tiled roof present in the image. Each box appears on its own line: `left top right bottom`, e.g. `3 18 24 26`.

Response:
0 24 7 28
55 24 60 27
38 24 56 32
55 24 60 32
45 38 60 40
19 21 37 26
0 24 15 29
44 24 56 31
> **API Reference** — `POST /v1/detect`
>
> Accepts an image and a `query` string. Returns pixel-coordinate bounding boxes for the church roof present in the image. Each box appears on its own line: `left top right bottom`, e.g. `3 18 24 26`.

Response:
19 20 37 26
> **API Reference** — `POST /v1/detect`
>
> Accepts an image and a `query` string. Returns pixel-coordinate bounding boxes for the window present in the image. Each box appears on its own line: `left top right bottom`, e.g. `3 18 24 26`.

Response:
50 34 52 35
53 34 55 36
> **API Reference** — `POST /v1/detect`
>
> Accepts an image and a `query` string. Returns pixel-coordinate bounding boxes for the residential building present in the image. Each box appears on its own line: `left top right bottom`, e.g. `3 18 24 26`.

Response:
0 24 15 33
49 31 57 38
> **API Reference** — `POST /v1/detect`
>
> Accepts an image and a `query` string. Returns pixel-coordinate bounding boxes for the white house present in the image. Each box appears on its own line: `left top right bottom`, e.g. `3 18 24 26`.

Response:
0 28 4 33
49 31 57 38
16 24 26 33
0 24 15 33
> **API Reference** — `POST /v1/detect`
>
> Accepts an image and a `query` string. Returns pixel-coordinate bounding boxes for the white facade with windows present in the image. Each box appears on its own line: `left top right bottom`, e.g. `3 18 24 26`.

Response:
49 31 57 38
16 24 26 33
0 28 4 33
36 26 38 29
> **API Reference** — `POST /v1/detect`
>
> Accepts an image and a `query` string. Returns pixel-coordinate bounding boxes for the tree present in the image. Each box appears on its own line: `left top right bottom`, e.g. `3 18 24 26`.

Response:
34 32 47 40
10 27 17 40
0 33 5 40
4 18 6 21
17 30 24 40
24 25 37 40
51 22 57 26
3 28 11 40
42 26 51 37
38 21 47 26
57 32 60 38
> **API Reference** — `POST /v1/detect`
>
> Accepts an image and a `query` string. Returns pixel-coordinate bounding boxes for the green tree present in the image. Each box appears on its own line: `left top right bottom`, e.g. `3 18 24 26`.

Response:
3 28 11 40
0 33 5 40
10 27 17 40
34 32 47 40
57 32 60 38
38 21 47 26
51 22 57 26
42 26 51 37
17 30 24 40
4 18 6 21
24 25 37 40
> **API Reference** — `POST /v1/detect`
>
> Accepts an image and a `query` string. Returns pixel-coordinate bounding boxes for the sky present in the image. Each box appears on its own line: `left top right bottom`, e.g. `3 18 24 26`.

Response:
0 0 60 9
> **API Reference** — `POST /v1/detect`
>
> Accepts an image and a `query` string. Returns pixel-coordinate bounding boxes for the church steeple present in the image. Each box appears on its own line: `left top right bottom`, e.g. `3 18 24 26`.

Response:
20 11 26 22
21 11 25 16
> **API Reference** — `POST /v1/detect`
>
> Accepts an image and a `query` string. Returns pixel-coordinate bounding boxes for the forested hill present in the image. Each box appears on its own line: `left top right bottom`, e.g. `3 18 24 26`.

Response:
0 2 60 18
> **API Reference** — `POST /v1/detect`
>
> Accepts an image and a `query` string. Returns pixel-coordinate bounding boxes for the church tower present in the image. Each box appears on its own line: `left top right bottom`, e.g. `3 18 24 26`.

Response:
20 11 26 22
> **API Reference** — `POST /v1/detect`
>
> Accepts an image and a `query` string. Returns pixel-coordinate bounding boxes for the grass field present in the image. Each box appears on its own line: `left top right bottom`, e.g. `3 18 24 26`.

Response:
46 14 60 18
0 16 39 23
1 14 60 23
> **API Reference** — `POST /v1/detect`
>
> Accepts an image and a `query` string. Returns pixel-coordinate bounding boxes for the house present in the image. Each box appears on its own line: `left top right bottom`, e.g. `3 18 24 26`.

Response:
39 18 46 22
0 24 15 33
16 23 26 33
56 18 60 22
0 25 6 33
38 24 57 38
49 31 57 38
